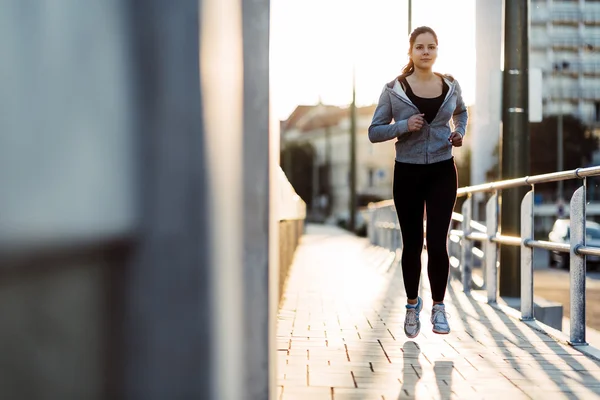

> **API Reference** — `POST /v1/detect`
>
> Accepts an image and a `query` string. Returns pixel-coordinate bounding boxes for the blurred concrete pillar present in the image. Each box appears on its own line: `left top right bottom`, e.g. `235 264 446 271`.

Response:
0 1 135 399
124 0 272 399
122 1 217 398
241 0 275 399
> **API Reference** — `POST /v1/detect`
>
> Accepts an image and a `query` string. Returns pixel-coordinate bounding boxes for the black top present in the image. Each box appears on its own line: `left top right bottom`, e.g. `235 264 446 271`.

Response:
400 77 449 124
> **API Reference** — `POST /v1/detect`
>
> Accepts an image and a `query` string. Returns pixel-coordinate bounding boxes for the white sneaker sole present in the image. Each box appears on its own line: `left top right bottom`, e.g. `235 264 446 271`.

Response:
405 326 421 339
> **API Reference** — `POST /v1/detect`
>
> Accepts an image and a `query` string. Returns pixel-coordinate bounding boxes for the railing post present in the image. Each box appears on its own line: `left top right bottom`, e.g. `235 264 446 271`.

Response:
374 212 381 246
390 207 397 250
570 185 587 345
461 195 473 293
368 204 376 245
486 193 499 303
520 190 534 320
386 223 392 250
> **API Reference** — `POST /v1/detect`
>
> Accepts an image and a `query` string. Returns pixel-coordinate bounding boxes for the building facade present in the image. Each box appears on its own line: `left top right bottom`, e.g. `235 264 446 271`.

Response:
531 0 600 125
280 104 396 227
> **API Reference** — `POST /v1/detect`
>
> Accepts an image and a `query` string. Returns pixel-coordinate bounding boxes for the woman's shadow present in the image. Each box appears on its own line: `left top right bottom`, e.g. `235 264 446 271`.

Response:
399 341 421 399
434 360 454 400
399 342 454 399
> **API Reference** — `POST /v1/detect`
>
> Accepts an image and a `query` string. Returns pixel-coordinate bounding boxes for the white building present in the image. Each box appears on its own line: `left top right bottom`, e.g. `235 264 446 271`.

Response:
531 0 600 124
280 104 396 226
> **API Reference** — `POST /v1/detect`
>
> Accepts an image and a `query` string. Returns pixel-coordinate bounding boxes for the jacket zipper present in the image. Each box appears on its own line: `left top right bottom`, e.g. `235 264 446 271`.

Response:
429 82 456 125
387 82 456 164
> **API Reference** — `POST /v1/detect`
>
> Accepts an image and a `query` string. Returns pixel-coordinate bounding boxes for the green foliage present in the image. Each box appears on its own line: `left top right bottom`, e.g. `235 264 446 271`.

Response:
529 115 598 175
280 143 315 208
484 115 598 183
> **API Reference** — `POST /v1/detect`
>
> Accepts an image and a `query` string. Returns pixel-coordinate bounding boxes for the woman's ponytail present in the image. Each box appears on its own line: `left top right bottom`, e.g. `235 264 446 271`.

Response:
401 59 415 75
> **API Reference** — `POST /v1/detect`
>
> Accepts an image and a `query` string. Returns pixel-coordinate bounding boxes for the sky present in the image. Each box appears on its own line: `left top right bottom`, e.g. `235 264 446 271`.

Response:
270 0 476 121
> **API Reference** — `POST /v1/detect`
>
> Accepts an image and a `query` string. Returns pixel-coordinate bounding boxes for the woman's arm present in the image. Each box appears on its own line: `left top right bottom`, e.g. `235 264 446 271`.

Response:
368 86 410 143
451 80 468 136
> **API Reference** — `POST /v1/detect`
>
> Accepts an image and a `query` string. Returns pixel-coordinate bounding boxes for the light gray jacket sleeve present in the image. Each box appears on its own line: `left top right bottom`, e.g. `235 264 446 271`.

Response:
452 80 468 137
368 86 410 143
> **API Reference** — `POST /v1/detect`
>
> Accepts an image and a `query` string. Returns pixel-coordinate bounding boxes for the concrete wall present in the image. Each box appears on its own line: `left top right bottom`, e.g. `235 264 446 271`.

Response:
278 219 304 303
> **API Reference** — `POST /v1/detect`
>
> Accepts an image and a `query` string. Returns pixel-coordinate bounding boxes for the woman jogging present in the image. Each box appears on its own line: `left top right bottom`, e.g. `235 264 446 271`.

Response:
368 26 468 338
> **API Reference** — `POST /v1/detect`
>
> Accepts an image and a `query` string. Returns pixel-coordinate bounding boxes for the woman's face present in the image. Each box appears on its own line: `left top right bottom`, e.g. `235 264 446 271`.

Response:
409 32 438 70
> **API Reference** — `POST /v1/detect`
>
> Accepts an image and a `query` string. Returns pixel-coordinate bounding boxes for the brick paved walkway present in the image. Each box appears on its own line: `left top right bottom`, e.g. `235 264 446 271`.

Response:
277 224 600 400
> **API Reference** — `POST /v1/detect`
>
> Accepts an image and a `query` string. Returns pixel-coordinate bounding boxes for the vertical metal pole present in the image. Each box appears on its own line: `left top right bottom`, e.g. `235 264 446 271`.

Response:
408 0 412 35
461 195 473 293
500 0 529 298
557 112 564 204
374 211 380 246
486 193 499 303
312 155 319 215
520 190 534 320
384 224 389 250
325 125 332 217
570 185 587 345
349 68 357 232
368 205 375 244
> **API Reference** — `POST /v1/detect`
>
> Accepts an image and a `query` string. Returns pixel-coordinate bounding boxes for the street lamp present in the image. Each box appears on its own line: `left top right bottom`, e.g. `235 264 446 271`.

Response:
553 60 569 215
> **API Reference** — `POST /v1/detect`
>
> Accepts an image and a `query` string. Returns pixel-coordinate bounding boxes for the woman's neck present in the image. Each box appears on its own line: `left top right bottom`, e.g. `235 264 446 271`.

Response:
410 67 435 81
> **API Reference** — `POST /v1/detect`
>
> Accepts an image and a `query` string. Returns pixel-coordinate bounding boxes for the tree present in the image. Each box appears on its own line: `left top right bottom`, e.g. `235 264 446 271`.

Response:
484 116 598 199
530 115 597 175
530 115 598 200
280 142 315 209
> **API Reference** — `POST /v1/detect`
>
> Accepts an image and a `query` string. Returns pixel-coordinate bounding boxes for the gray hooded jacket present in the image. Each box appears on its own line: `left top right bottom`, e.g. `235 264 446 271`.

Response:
368 73 468 164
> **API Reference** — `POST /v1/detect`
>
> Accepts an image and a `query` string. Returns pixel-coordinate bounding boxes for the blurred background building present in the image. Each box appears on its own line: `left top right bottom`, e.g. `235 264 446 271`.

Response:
530 0 600 125
280 104 393 232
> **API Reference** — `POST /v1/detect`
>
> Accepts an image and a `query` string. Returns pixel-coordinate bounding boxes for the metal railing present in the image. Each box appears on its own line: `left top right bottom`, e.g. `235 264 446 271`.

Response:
367 165 600 346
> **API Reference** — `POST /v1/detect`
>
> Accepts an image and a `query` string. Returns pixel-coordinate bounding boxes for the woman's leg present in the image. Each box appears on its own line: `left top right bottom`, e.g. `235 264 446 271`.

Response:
393 161 426 301
424 159 458 303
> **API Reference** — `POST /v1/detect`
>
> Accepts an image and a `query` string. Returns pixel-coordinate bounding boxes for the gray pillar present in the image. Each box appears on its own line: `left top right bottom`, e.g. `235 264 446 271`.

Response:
242 0 275 398
123 1 220 398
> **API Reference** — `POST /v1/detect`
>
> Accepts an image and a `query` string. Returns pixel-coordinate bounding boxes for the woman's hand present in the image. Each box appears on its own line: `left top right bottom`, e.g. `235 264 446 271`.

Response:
407 113 425 132
449 131 463 147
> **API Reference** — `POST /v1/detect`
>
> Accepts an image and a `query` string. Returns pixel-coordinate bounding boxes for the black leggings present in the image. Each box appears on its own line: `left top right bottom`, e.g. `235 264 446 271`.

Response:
393 157 457 302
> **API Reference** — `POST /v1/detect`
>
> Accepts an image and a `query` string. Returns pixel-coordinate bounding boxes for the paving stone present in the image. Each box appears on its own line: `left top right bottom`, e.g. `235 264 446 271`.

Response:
277 225 600 398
